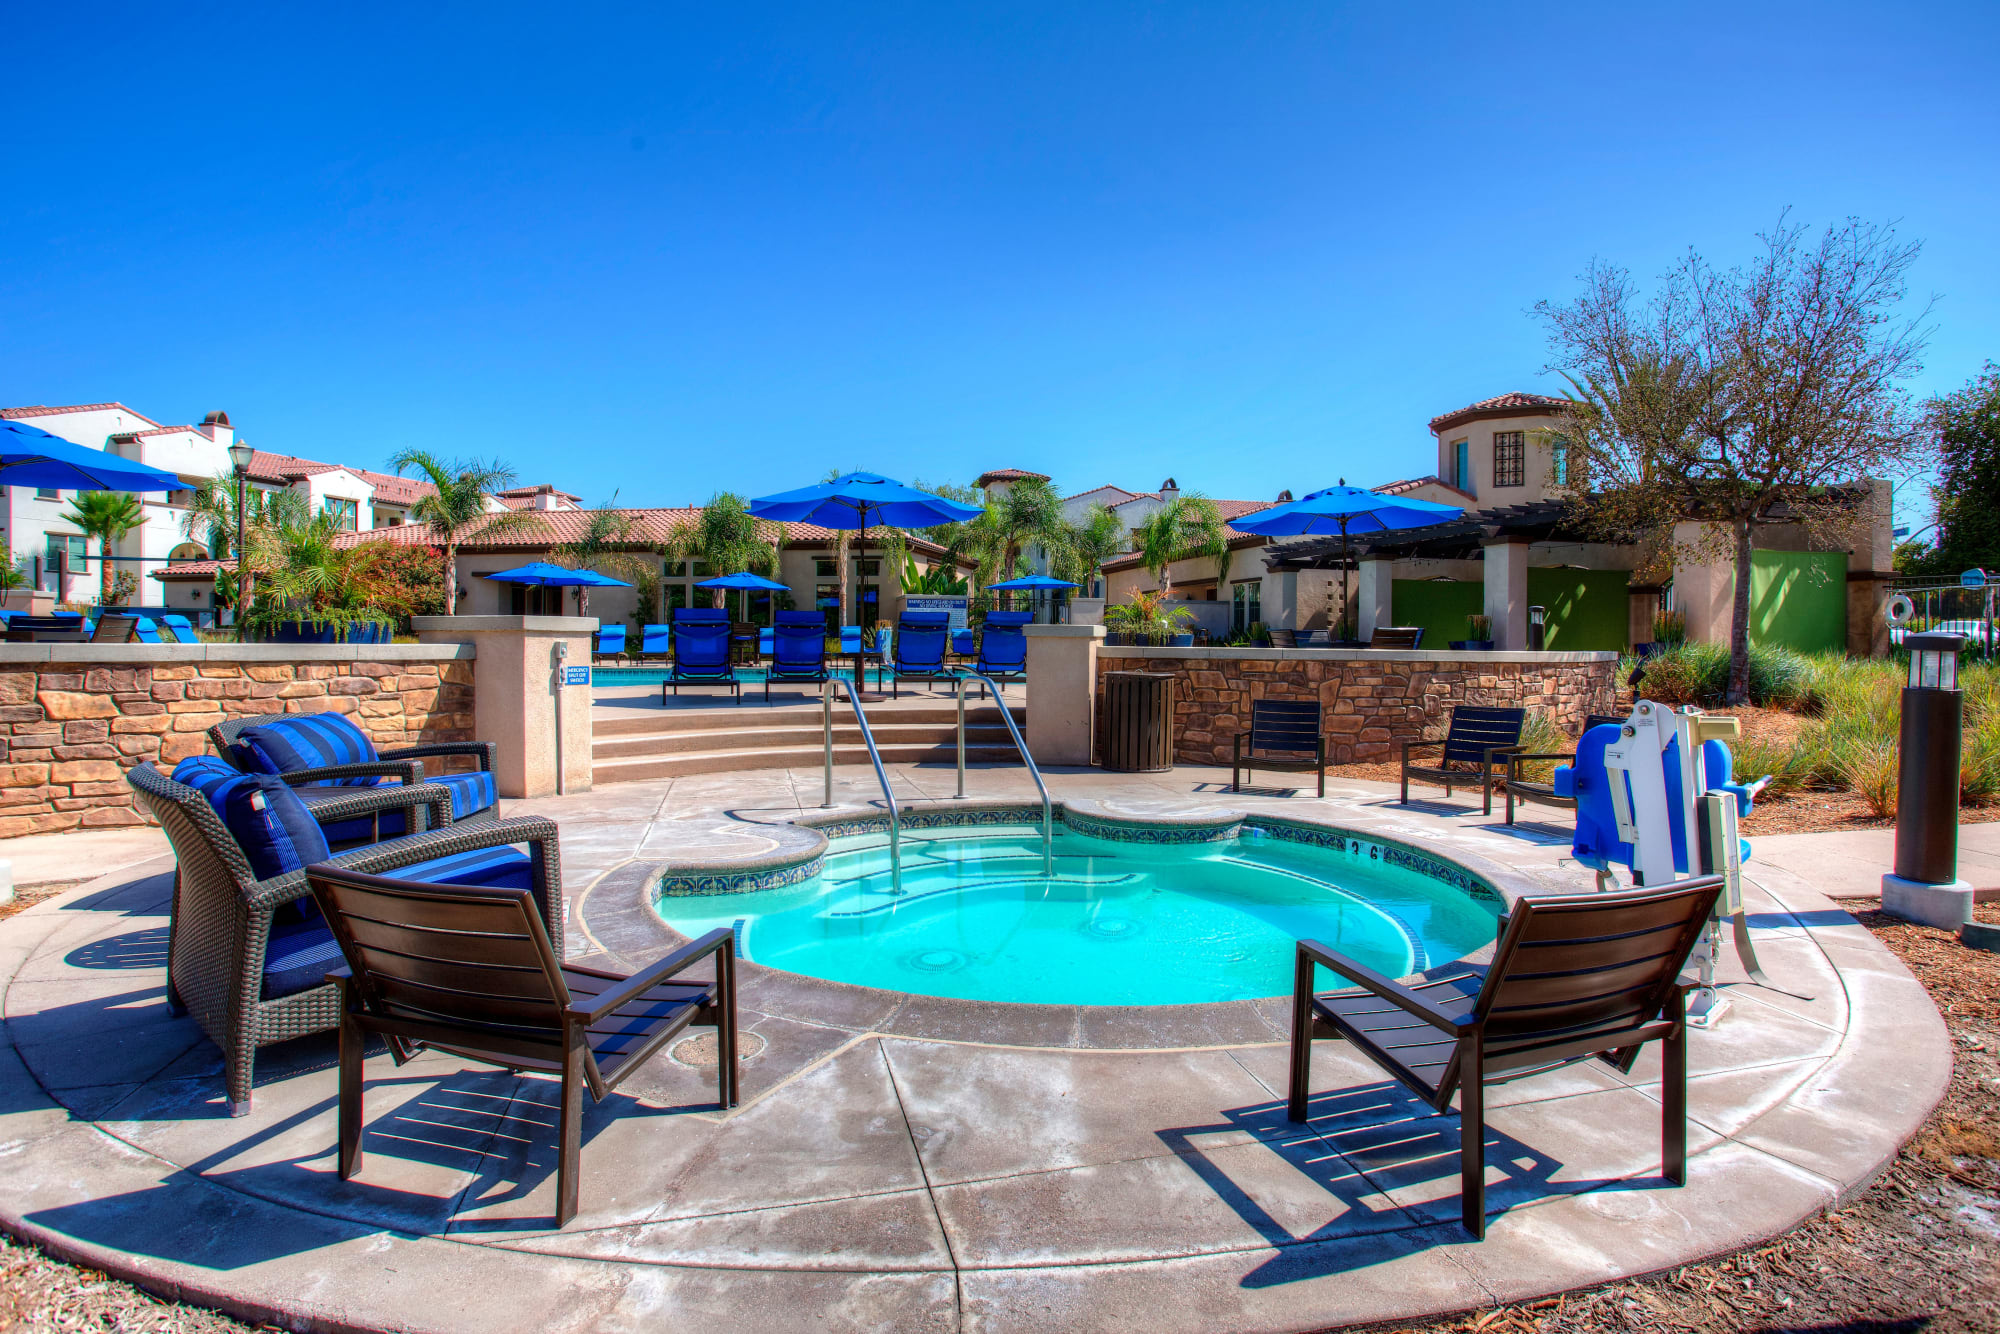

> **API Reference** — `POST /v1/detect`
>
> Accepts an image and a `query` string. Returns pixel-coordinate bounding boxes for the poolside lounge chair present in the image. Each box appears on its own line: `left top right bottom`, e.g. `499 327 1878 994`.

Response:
1288 876 1724 1238
159 613 200 643
133 616 163 643
636 623 671 664
3 615 88 643
1399 705 1526 814
306 864 737 1227
666 608 741 704
1368 626 1425 649
1268 628 1297 648
209 712 501 827
951 627 976 659
1231 698 1329 797
889 610 954 698
128 760 563 1114
593 623 627 663
90 614 139 643
1503 714 1628 826
972 610 1031 697
766 609 830 703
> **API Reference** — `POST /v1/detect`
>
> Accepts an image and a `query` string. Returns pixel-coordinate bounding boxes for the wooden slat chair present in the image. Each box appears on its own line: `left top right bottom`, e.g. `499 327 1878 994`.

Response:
1288 876 1724 1238
1231 699 1330 798
1399 705 1526 815
1504 714 1628 825
1368 626 1425 649
1267 628 1297 648
305 864 739 1227
90 614 140 643
209 712 500 831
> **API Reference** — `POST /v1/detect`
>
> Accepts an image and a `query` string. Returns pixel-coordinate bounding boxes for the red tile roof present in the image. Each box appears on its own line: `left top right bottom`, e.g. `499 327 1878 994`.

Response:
1428 392 1569 433
1375 475 1478 504
1097 498 1276 572
2 402 165 427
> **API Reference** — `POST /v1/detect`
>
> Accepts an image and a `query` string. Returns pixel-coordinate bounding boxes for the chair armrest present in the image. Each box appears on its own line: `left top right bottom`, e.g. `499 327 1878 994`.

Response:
566 927 734 1026
1479 743 1524 770
1400 739 1443 763
1505 751 1572 778
302 781 454 834
278 760 424 786
242 868 313 913
1296 939 1473 1035
383 741 497 773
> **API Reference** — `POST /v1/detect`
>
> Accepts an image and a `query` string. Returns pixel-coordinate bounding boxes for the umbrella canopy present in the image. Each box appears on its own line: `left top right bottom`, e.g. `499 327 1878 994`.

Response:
1228 485 1462 537
747 471 983 530
482 562 631 588
0 420 186 493
985 575 1079 591
695 571 790 592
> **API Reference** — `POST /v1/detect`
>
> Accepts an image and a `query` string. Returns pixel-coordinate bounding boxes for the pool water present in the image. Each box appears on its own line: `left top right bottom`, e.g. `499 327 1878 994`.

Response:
597 666 874 687
655 824 1502 1006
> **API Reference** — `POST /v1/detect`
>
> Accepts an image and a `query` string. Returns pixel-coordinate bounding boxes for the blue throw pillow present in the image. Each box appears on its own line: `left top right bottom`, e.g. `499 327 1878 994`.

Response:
211 774 333 881
236 714 380 787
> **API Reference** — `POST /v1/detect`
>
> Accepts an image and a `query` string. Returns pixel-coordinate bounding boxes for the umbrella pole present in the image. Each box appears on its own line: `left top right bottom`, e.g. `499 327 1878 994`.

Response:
1340 520 1351 643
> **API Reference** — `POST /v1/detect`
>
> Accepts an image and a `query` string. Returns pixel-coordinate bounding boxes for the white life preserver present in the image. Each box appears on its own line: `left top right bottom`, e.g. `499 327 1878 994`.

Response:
1885 593 1915 627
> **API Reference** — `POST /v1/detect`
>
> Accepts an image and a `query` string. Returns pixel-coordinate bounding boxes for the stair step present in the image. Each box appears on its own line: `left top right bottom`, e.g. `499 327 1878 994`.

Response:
594 722 1017 759
594 702 1025 737
592 743 1021 783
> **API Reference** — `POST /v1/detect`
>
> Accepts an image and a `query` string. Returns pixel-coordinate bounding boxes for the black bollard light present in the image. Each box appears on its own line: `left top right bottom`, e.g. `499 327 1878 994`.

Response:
1882 632 1971 928
1527 604 1547 651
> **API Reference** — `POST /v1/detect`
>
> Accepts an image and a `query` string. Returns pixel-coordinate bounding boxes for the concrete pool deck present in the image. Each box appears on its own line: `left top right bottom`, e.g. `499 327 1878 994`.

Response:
0 762 1951 1333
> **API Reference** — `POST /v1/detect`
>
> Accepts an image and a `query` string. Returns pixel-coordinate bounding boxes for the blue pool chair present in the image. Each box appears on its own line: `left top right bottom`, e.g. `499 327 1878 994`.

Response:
766 609 830 703
637 623 671 664
594 623 628 662
951 628 976 658
972 611 1031 697
758 627 774 658
133 616 163 643
889 611 954 698
159 613 199 643
667 608 741 704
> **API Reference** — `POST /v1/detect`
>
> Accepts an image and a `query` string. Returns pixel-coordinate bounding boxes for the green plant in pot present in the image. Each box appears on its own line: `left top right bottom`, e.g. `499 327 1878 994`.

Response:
1453 613 1495 651
1105 590 1197 646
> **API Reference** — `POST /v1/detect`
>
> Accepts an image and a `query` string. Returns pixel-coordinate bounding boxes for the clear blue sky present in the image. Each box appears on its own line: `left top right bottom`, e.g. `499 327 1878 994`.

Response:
4 2 1995 510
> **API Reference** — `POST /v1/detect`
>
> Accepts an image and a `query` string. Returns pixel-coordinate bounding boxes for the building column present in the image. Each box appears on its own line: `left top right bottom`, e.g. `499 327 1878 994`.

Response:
414 615 597 798
1024 624 1102 765
1671 521 1735 646
1356 557 1393 638
1480 537 1530 649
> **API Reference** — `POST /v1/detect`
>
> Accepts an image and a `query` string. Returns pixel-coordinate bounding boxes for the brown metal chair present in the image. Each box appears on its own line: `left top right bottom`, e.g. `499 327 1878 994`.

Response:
305 865 739 1227
1504 714 1628 825
1399 705 1526 814
1231 698 1329 797
1288 876 1724 1238
90 613 140 642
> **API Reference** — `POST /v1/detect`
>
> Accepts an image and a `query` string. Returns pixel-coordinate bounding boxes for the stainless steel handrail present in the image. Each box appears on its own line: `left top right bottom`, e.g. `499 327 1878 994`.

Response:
822 676 901 894
954 673 1052 876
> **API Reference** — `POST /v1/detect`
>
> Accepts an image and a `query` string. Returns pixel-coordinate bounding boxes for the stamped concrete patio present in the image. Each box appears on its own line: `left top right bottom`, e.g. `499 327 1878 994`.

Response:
0 759 1950 1333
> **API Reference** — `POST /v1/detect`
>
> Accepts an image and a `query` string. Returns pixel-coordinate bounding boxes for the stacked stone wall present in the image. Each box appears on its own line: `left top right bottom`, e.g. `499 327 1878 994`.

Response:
1096 651 1616 766
0 656 474 838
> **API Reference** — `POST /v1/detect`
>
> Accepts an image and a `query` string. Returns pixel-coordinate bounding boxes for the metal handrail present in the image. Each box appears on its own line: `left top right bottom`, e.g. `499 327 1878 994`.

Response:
822 676 901 894
954 672 1053 876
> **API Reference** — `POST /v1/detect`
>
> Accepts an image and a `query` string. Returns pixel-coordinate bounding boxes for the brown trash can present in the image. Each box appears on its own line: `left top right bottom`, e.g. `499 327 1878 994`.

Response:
1101 671 1176 772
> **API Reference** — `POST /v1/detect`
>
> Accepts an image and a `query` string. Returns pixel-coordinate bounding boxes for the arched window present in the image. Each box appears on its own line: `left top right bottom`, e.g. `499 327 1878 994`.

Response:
169 542 209 563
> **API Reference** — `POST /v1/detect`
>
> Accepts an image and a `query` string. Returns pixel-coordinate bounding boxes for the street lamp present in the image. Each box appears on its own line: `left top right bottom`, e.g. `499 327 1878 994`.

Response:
227 440 254 639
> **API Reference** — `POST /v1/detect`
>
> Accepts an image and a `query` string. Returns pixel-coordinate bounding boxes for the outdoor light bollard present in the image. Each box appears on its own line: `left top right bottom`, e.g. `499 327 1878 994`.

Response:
1528 604 1547 651
1881 632 1973 929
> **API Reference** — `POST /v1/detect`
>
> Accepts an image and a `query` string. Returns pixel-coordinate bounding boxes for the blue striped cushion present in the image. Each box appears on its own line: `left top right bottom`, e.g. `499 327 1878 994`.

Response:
435 770 497 821
263 913 345 998
396 845 534 891
182 769 334 882
237 714 380 787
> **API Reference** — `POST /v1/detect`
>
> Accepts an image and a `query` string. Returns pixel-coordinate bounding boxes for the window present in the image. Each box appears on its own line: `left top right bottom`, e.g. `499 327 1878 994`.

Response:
324 497 359 531
815 558 837 578
1451 440 1471 494
1232 580 1262 633
816 583 841 632
164 488 198 508
36 487 60 501
43 534 86 590
1551 435 1570 487
852 558 880 576
1492 431 1525 488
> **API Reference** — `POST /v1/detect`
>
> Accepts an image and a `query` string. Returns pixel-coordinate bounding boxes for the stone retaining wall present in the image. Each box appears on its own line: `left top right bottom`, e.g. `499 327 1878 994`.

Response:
0 646 475 838
1096 646 1617 766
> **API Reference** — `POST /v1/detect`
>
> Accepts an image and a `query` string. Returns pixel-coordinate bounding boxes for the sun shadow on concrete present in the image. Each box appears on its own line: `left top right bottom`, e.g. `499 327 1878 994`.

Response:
64 926 170 971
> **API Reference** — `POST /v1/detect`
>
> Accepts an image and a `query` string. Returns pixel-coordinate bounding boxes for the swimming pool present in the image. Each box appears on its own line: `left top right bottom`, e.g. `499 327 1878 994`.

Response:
654 822 1503 1006
596 665 869 687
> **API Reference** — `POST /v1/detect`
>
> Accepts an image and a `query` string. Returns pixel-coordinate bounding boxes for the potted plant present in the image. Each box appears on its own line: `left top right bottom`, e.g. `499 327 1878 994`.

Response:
1634 608 1686 660
1451 614 1495 652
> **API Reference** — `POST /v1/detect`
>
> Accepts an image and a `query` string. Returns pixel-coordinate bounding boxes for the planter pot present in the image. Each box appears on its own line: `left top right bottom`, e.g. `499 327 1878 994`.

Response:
254 620 391 645
1104 632 1128 646
1448 639 1495 652
1170 633 1195 647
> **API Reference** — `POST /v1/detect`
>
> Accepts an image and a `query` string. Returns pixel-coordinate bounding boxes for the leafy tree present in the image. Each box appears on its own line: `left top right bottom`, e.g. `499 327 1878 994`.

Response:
1538 216 1931 703
1130 492 1228 599
61 491 145 603
674 492 775 611
369 544 449 620
552 496 644 615
0 547 29 594
243 508 394 636
180 474 312 617
1059 503 1126 596
958 477 1073 595
898 553 968 595
1922 362 2000 576
390 451 542 614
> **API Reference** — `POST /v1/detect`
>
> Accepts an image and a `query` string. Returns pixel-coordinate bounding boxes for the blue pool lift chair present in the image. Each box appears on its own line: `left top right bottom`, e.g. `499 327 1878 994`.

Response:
593 623 628 663
666 608 742 704
972 611 1031 698
889 611 954 698
766 609 831 703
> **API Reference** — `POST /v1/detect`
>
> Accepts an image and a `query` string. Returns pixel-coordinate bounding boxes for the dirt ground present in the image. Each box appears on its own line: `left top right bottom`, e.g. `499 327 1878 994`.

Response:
1 907 1995 1332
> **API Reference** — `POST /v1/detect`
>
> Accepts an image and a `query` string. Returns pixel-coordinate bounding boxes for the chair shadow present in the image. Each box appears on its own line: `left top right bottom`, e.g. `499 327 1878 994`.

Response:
1479 822 1572 847
1160 1080 1658 1287
61 870 175 916
1191 781 1304 799
65 926 171 971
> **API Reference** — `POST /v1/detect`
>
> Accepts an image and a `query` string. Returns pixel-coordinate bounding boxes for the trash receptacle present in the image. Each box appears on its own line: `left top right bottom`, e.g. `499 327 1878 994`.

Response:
1102 671 1175 772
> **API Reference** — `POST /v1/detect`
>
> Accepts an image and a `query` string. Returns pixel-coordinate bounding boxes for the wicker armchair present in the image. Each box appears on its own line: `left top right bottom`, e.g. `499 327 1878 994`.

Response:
128 763 563 1115
208 713 499 826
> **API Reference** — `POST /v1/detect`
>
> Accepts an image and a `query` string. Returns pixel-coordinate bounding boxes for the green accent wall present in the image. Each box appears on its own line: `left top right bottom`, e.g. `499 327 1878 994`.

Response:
1527 568 1630 651
1390 579 1484 645
1748 550 1847 653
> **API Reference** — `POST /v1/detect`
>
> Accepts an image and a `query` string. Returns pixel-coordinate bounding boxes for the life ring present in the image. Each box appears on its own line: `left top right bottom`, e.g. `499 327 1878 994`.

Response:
1885 593 1915 627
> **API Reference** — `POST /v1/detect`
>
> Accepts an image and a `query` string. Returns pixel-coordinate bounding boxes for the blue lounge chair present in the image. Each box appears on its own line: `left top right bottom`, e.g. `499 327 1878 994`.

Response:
594 623 628 662
766 609 830 703
973 610 1031 698
951 628 976 658
889 611 954 698
134 616 163 644
666 608 741 704
637 623 671 664
758 627 774 658
159 613 199 644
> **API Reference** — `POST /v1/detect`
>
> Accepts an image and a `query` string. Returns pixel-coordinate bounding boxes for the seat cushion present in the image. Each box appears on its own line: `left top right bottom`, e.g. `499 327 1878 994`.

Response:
395 845 535 892
236 714 381 786
435 770 498 821
262 910 344 998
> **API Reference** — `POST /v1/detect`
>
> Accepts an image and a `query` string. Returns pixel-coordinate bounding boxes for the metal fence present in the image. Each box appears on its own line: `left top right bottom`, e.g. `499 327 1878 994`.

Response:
1888 577 1997 655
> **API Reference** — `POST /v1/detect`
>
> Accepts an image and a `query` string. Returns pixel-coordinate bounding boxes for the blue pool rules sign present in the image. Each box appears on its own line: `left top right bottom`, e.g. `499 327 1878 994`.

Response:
563 665 591 686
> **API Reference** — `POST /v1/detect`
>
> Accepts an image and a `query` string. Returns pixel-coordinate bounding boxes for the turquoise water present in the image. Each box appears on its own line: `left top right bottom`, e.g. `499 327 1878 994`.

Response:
655 824 1501 1006
597 666 870 687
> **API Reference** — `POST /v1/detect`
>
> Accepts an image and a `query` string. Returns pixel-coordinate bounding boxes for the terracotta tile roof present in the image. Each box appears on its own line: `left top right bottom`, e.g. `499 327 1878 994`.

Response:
0 402 163 426
348 468 433 506
1096 498 1276 572
1428 391 1569 433
1375 475 1478 504
974 469 1051 488
1065 483 1143 504
495 484 581 503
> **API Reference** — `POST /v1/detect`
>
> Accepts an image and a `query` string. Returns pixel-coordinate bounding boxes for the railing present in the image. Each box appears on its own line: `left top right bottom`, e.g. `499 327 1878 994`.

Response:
821 676 901 894
953 672 1053 877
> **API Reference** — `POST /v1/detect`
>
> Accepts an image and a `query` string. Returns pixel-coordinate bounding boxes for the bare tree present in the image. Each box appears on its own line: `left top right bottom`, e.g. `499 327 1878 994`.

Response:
1538 215 1932 702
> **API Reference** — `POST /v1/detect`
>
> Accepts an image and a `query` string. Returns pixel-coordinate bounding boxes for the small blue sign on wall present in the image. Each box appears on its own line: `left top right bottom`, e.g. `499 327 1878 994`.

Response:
563 665 591 687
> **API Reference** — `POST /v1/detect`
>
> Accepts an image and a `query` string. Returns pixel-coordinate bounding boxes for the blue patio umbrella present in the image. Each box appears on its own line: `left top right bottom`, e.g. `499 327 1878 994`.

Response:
985 575 1079 591
1230 483 1463 638
482 562 631 587
0 419 185 492
695 571 790 592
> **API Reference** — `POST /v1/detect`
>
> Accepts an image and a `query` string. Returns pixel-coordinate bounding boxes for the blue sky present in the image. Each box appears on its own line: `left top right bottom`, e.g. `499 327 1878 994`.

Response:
4 3 1995 512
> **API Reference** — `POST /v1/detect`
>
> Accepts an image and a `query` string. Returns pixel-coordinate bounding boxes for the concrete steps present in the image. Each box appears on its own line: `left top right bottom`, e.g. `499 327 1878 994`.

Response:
591 700 1028 783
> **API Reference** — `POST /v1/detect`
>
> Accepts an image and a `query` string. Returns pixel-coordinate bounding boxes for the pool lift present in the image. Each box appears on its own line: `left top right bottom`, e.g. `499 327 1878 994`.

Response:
1563 700 1778 1029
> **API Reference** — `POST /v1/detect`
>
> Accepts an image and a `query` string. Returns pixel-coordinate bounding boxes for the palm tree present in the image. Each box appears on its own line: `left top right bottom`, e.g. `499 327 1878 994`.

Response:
180 474 312 620
390 451 541 614
62 491 146 604
551 496 640 616
961 478 1073 595
674 493 773 613
251 509 389 633
1057 503 1126 596
1130 493 1227 599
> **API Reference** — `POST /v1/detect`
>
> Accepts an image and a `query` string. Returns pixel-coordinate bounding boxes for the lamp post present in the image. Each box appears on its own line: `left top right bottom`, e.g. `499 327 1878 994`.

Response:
1882 632 1971 929
227 440 254 639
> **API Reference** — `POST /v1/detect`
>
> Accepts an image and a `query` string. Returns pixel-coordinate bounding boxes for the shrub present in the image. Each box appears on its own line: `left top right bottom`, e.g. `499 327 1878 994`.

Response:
1963 716 2000 806
1652 608 1687 644
1507 711 1572 785
1838 739 1900 818
1465 614 1493 641
1730 734 1816 797
1633 641 1816 707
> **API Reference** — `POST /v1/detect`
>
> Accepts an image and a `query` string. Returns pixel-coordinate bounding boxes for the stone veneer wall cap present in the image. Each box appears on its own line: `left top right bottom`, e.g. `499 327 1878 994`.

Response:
1097 644 1617 664
411 615 599 633
0 642 473 664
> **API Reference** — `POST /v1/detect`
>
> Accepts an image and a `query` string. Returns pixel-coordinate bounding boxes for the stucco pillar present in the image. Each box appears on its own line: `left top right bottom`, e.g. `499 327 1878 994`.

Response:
1024 624 1102 766
1356 557 1393 638
1628 585 1663 650
414 615 596 799
1671 521 1735 646
1480 537 1530 649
